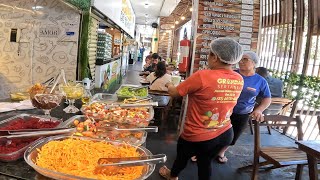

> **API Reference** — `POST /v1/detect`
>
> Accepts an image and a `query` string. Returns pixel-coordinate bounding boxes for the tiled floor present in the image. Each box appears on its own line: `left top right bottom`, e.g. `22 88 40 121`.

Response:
127 62 311 180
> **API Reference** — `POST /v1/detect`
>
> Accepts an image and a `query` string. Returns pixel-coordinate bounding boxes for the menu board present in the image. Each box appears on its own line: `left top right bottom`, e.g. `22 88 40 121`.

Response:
193 0 260 72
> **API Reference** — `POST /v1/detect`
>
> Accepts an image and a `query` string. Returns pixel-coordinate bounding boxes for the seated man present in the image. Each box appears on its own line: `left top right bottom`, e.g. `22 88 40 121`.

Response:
256 67 284 115
140 53 159 76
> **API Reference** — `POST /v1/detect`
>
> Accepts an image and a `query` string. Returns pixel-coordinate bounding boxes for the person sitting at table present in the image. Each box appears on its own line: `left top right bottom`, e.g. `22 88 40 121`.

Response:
145 51 153 63
140 53 160 76
146 61 172 91
166 64 175 75
143 58 152 71
256 66 284 115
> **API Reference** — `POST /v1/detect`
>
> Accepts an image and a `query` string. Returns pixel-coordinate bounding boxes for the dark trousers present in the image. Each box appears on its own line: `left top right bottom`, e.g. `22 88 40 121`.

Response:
230 113 250 145
170 128 233 180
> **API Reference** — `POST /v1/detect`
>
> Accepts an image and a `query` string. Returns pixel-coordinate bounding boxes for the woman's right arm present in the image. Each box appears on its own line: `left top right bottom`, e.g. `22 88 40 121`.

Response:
165 72 202 98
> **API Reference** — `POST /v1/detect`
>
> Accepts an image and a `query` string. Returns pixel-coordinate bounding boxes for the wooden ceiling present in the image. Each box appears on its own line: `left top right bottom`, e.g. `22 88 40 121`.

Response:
160 0 192 30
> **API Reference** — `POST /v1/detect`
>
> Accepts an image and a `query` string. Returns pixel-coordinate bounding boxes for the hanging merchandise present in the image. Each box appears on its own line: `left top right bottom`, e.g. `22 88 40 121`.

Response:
178 28 191 73
96 32 112 61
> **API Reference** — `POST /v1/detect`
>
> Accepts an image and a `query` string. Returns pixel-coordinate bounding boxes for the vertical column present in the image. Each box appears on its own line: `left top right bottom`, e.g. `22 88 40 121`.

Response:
239 0 254 51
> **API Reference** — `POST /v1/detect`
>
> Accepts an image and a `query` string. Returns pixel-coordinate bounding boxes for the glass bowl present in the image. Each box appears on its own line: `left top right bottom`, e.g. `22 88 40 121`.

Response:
60 84 84 100
24 135 156 180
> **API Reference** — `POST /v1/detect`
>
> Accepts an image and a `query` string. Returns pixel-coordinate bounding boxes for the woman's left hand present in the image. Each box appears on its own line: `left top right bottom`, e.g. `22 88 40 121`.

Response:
250 110 264 122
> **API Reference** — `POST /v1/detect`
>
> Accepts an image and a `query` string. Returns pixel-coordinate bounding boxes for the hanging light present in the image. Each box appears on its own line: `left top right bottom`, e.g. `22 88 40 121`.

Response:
175 21 179 24
181 16 186 20
189 7 193 11
144 3 149 8
171 25 175 28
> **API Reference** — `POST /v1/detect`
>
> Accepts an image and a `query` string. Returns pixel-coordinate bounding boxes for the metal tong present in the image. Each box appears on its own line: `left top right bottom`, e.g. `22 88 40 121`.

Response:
0 128 71 135
104 101 158 108
124 96 153 104
128 86 147 91
98 125 158 133
98 154 167 167
0 128 75 139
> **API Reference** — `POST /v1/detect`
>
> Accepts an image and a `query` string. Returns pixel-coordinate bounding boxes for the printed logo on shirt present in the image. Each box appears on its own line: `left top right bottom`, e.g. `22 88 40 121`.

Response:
247 87 256 92
200 108 232 129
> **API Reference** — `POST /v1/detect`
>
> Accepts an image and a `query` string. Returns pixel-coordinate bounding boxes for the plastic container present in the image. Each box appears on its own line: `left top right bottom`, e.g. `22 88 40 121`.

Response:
171 75 182 86
116 84 148 100
81 101 154 127
0 114 62 162
24 135 156 180
60 115 147 146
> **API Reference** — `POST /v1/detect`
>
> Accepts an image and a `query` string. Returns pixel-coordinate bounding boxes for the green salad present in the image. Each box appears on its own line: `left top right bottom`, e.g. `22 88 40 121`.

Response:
117 86 148 98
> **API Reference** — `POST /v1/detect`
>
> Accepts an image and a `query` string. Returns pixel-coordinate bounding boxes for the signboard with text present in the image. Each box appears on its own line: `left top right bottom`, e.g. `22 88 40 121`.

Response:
93 0 135 37
192 0 260 72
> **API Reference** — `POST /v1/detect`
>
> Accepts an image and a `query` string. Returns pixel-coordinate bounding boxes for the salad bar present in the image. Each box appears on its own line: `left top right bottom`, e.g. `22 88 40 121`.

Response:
0 83 164 180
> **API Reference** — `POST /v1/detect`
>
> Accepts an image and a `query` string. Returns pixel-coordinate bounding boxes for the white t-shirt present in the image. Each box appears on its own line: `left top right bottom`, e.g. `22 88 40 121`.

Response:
146 72 172 91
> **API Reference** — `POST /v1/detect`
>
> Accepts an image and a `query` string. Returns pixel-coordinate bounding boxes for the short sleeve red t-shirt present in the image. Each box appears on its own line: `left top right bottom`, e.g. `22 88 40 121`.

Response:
177 69 244 142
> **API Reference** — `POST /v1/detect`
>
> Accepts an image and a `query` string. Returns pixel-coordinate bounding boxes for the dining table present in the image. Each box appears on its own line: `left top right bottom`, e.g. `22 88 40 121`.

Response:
296 140 320 180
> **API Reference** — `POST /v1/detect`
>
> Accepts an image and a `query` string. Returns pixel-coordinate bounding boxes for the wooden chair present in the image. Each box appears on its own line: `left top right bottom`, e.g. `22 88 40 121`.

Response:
249 98 296 135
240 115 307 180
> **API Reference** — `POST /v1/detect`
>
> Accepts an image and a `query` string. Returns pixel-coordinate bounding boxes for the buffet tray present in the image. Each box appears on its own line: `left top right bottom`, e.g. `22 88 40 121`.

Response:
81 101 154 127
116 84 149 100
60 115 147 146
0 114 62 162
24 135 155 180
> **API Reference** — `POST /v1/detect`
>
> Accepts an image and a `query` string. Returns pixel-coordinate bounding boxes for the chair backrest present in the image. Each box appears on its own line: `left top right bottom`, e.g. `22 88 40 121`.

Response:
270 98 296 115
253 115 303 153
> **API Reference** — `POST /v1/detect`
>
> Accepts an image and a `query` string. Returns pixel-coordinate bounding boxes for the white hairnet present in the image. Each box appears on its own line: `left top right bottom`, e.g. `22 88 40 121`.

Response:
243 51 259 65
210 38 243 65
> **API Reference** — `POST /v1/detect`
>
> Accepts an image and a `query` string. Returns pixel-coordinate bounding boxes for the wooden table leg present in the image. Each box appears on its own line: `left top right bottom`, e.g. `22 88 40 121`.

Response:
307 154 318 180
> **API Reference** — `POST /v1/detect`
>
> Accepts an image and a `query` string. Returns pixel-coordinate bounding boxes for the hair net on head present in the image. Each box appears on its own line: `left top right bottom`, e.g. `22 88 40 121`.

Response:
243 51 259 65
209 38 243 65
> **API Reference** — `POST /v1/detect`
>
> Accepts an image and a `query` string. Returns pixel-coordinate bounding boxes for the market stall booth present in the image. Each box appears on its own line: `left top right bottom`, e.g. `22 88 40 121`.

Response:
0 0 81 99
89 0 136 92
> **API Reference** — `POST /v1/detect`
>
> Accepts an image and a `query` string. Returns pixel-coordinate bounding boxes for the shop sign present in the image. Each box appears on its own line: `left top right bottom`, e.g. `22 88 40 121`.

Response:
93 0 135 38
192 0 260 72
39 27 60 38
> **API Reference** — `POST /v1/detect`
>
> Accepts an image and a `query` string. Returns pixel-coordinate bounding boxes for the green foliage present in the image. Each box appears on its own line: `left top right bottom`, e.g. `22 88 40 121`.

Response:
65 0 90 11
269 69 320 108
79 11 90 79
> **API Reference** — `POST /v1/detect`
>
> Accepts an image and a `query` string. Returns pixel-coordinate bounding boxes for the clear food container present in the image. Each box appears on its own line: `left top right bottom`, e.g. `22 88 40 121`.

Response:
116 84 149 100
60 115 147 146
81 101 154 127
24 135 156 180
0 114 62 162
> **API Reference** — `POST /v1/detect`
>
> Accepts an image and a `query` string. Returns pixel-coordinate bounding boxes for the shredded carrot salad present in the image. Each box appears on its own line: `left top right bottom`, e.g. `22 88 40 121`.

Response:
35 138 145 180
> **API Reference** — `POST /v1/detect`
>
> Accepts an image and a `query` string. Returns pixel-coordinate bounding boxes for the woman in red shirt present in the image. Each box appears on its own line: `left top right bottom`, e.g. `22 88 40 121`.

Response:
159 38 244 180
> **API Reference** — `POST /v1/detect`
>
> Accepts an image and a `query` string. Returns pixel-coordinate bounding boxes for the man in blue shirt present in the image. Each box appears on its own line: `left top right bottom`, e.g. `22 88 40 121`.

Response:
256 67 284 115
